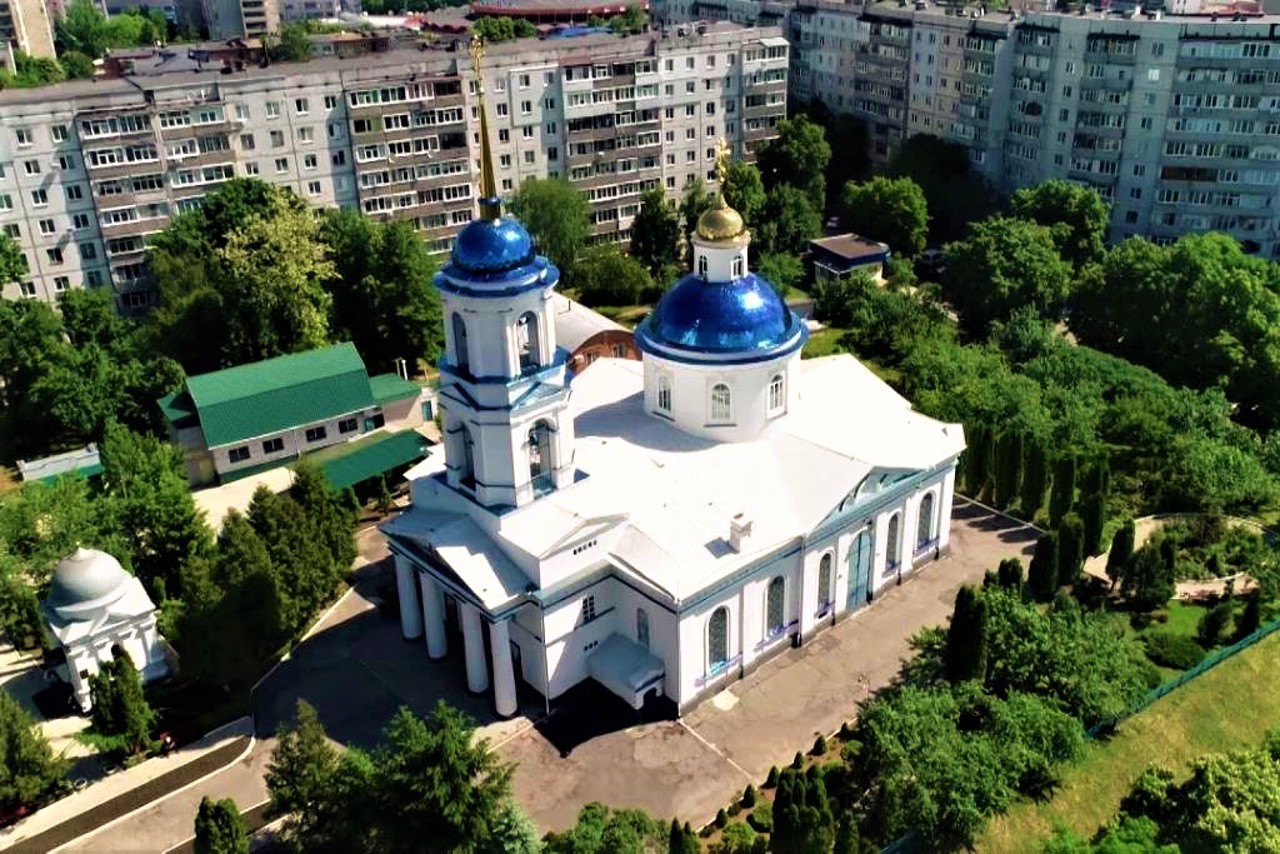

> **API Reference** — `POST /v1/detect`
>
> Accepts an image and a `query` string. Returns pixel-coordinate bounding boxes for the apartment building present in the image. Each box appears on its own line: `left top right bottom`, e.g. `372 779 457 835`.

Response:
0 24 786 308
203 0 280 40
0 0 55 69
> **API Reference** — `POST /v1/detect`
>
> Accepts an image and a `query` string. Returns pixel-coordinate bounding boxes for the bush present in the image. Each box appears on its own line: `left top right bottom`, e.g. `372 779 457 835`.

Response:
764 766 779 788
1142 630 1206 670
715 808 728 828
812 734 828 756
746 799 774 834
791 751 804 770
741 784 756 808
727 802 741 818
838 721 854 741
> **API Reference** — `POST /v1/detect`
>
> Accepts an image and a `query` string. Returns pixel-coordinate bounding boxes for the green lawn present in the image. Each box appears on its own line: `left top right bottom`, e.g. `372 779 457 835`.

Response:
978 630 1280 853
803 326 847 358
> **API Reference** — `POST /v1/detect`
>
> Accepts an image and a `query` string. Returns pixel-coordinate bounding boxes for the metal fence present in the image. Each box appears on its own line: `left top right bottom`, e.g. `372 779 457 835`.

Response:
1087 614 1280 739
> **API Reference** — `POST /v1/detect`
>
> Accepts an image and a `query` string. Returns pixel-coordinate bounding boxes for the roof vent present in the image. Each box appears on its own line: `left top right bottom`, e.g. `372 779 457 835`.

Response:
729 513 753 553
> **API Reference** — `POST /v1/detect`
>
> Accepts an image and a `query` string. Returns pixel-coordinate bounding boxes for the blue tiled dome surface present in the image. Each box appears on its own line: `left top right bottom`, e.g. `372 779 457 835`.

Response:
638 272 803 354
449 216 535 275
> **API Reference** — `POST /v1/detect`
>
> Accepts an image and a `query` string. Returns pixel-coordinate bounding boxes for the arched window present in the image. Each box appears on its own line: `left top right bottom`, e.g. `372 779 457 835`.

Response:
637 608 650 649
818 553 833 608
917 492 935 549
732 255 744 278
452 314 470 374
710 382 732 423
516 311 540 373
708 607 729 672
657 374 672 413
886 513 901 570
458 424 475 488
768 373 785 415
698 253 709 278
528 420 552 496
765 576 785 637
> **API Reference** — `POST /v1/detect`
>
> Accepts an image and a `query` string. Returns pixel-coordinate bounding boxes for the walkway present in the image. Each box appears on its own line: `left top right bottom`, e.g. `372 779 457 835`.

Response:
1082 514 1259 599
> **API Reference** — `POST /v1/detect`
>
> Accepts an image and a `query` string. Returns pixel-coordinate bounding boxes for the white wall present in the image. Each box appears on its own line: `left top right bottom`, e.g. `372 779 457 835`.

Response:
211 407 377 475
643 349 800 443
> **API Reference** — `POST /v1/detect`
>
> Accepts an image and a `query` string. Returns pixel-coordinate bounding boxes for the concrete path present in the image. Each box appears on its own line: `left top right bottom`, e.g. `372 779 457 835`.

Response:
505 498 1039 831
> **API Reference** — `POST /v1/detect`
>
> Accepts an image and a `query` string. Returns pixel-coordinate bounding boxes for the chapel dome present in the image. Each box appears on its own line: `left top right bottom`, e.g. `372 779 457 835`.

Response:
696 201 746 243
636 272 808 362
46 547 131 621
449 216 537 276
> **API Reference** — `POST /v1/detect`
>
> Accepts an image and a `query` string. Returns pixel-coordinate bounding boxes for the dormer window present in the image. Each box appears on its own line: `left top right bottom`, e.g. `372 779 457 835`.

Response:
698 253 708 278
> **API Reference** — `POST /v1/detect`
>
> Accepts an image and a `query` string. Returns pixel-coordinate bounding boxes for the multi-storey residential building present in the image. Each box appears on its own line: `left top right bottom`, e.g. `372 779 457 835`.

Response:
0 23 786 308
203 0 279 40
0 0 55 69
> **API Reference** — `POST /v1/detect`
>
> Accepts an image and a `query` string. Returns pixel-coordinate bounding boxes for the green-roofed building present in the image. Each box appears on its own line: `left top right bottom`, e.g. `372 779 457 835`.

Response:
159 343 436 486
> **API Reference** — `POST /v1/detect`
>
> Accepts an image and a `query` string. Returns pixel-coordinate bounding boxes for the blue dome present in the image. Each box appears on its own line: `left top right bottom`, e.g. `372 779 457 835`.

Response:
636 272 808 364
449 216 535 276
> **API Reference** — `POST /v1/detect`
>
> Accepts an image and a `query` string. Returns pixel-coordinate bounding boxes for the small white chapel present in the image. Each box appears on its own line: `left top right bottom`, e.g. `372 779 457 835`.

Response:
384 39 966 718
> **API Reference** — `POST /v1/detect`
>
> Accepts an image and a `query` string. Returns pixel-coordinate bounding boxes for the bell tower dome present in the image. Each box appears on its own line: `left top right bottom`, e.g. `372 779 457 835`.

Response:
433 35 575 510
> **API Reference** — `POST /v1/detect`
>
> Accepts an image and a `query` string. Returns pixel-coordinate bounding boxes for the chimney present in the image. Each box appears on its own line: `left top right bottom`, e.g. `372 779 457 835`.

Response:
729 513 753 552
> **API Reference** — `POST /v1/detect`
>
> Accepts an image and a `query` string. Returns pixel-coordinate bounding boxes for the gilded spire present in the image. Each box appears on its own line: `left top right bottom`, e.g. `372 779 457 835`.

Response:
696 137 746 242
470 34 501 221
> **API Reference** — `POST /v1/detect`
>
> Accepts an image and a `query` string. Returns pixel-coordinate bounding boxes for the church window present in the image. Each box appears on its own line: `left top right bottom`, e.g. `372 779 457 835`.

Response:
765 576 786 637
637 608 650 649
657 374 672 413
886 513 901 570
529 420 553 496
917 492 936 549
583 594 598 623
517 311 540 372
710 382 732 423
452 314 471 374
458 424 476 488
708 607 729 672
818 553 833 609
768 373 785 416
698 253 708 278
732 255 744 277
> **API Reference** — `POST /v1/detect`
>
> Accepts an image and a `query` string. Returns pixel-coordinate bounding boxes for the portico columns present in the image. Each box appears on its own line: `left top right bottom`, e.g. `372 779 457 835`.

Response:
460 603 490 694
419 574 447 659
489 620 518 718
395 555 423 640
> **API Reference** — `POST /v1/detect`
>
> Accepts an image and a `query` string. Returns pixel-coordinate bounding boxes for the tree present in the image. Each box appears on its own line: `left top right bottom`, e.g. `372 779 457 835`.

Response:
56 0 109 57
0 691 68 812
755 185 822 257
668 818 698 854
89 649 157 755
993 431 1023 511
628 186 679 279
772 768 835 854
323 210 443 374
508 178 590 276
194 796 249 854
273 23 313 62
1019 437 1049 521
265 700 341 845
961 423 992 497
1049 455 1077 529
712 821 764 854
472 16 535 42
1080 492 1106 558
1236 597 1262 641
0 231 27 284
60 50 94 79
1121 538 1175 611
574 245 653 307
941 216 1073 339
1196 600 1233 648
543 802 665 853
482 802 541 854
887 134 1000 244
945 585 989 683
1105 520 1136 588
722 160 766 229
997 558 1024 591
606 5 648 34
756 253 803 298
1057 513 1086 587
678 176 716 248
840 176 929 258
756 115 831 212
1029 532 1060 603
1010 179 1109 271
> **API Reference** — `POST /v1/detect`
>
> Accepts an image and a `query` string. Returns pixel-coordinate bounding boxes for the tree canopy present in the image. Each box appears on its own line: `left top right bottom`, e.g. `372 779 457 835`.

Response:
0 691 68 812
1010 179 1110 270
840 176 929 258
628 186 680 281
757 115 832 212
508 177 591 276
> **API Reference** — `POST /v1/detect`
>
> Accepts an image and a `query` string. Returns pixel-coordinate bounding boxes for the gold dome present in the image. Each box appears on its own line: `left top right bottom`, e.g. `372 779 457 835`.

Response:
696 199 746 242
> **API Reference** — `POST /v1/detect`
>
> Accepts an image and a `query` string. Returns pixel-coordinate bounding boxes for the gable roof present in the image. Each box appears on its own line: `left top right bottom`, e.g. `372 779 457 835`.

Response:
178 343 376 448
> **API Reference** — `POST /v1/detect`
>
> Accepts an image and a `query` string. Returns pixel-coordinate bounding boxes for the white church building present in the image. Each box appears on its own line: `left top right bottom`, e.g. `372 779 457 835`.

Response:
385 43 965 718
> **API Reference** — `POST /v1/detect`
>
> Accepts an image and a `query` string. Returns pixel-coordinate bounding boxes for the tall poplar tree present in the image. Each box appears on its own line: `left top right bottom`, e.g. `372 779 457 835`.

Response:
1029 532 1060 603
1019 437 1049 521
945 585 989 683
1057 513 1086 587
1048 454 1077 528
994 431 1023 511
1105 519 1136 588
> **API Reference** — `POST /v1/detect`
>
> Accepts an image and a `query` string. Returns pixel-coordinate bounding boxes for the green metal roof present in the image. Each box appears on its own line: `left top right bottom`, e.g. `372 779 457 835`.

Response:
180 343 375 449
317 430 433 489
368 373 422 405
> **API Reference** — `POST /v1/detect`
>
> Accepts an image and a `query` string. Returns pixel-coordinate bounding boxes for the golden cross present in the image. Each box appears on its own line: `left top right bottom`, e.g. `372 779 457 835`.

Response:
714 137 732 185
469 34 485 81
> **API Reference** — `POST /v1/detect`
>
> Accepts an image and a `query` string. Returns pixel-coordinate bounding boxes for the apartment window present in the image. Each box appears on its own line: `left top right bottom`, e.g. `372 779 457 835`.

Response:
1129 187 1142 200
582 595 598 623
270 130 285 147
58 155 75 171
519 73 530 88
53 276 69 291
1147 69 1160 82
24 160 40 176
546 121 557 134
4 224 19 238
298 127 314 144
52 125 68 142
521 100 532 115
19 282 36 297
1151 42 1165 58
1124 210 1138 224
228 446 251 463
307 180 322 196
498 128 509 143
522 126 534 140
500 154 512 168
338 417 359 434
38 219 56 235
502 178 513 191
1140 117 1153 130
686 81 696 94
46 247 62 264
235 103 251 121
0 194 10 212
496 103 509 117
240 133 255 150
523 150 535 165
245 162 260 176
31 189 48 207
544 98 556 110
295 98 309 114
548 146 558 161
15 128 32 147
275 158 289 173
79 242 97 260
332 151 346 166
1059 109 1069 122
85 270 102 286
262 437 285 454
305 426 328 443
65 185 83 201
324 95 338 110
266 101 281 118
1133 164 1146 177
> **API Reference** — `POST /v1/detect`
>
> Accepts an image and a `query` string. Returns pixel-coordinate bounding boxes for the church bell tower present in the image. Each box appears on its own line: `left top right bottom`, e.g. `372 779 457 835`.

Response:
433 36 575 510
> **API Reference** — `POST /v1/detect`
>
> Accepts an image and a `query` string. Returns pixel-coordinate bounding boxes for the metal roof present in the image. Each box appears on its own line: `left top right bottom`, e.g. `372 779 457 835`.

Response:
318 429 433 489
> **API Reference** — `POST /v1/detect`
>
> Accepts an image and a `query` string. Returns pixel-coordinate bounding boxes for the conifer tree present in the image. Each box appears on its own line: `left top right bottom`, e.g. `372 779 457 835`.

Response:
1048 454 1077 528
1029 531 1060 602
1235 596 1262 641
1082 454 1110 499
1019 436 1049 521
1105 519 1136 588
962 423 992 497
993 431 1023 510
772 768 835 854
194 796 249 854
0 692 68 812
89 649 157 755
944 585 989 683
1057 513 1086 587
1080 491 1106 557
996 558 1024 591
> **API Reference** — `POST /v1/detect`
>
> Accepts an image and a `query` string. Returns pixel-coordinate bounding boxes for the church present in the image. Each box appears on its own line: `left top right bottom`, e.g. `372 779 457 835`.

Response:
384 40 965 718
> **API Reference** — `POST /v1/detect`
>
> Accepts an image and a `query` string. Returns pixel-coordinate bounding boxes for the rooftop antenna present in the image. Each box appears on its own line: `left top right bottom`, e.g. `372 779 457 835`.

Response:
469 34 502 221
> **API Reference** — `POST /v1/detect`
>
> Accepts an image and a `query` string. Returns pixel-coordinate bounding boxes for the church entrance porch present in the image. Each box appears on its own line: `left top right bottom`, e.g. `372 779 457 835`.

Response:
585 634 665 711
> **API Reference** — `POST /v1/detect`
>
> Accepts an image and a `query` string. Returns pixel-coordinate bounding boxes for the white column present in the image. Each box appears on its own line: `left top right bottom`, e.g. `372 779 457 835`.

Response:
460 603 490 694
419 574 448 659
938 467 957 550
489 620 518 717
395 555 423 640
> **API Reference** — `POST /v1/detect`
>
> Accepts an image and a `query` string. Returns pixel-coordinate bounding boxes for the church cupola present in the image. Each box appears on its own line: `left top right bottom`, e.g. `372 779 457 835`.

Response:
635 141 808 443
433 35 575 510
